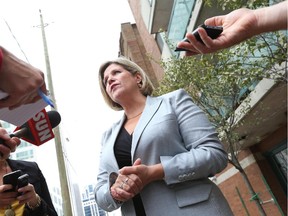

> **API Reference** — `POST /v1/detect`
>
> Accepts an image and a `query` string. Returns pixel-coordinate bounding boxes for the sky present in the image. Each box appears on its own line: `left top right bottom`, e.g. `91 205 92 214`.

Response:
0 0 135 200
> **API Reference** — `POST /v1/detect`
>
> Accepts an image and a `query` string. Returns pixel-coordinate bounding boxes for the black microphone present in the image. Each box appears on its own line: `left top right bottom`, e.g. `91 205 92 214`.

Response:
0 110 61 149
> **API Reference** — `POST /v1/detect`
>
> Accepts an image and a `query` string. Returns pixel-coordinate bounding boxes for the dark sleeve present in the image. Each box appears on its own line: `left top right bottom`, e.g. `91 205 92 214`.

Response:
24 163 58 216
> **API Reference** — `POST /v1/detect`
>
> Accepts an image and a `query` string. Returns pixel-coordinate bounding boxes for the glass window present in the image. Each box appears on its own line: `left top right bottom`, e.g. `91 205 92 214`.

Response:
156 32 165 52
167 0 195 48
274 147 287 181
266 141 287 194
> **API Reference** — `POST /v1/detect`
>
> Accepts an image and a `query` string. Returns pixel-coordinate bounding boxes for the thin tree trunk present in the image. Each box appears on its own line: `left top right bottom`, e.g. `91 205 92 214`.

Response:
230 150 266 216
238 165 267 216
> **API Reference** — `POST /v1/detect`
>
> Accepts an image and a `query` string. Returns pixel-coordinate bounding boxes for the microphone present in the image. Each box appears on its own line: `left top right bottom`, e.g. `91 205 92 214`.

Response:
0 110 61 149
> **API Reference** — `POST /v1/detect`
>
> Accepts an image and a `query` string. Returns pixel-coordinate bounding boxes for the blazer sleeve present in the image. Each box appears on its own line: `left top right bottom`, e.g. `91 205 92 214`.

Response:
94 129 123 212
23 162 58 216
160 89 228 185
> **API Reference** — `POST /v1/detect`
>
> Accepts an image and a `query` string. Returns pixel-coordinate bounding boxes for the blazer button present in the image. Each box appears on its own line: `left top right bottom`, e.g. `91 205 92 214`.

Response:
183 174 188 180
188 172 195 179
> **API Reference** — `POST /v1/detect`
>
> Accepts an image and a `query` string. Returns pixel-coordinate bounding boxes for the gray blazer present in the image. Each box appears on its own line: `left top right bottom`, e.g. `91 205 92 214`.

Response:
95 89 233 216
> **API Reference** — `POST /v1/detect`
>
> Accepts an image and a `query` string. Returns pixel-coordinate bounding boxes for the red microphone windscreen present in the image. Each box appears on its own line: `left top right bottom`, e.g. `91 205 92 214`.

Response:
14 109 61 146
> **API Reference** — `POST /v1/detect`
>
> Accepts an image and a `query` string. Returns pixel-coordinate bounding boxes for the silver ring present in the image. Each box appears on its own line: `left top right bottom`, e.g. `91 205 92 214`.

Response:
119 182 125 189
124 178 129 183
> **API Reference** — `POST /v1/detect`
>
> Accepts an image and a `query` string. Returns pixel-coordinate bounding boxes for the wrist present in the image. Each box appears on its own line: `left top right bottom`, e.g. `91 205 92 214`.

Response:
27 194 41 210
254 2 287 35
149 164 164 182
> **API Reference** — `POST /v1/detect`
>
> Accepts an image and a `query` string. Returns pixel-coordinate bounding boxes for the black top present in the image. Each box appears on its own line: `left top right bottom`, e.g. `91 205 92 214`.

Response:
114 127 146 216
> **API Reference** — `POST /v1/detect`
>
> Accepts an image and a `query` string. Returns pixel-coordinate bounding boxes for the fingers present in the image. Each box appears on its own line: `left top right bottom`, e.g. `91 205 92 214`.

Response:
0 188 18 207
205 16 224 26
7 83 47 110
117 174 142 193
0 128 10 141
17 184 37 205
111 158 144 202
0 46 46 109
39 83 48 95
0 137 20 153
119 177 129 189
120 175 142 194
111 174 143 202
132 158 141 166
0 129 20 159
176 29 212 55
6 90 42 110
120 159 141 175
184 28 221 54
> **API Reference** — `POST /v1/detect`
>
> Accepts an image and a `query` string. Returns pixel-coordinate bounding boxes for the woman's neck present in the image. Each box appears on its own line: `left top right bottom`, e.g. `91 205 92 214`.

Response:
122 95 146 119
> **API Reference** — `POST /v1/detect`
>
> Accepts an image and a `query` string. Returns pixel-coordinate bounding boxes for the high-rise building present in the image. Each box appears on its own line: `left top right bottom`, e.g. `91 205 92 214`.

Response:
50 186 64 216
82 184 106 216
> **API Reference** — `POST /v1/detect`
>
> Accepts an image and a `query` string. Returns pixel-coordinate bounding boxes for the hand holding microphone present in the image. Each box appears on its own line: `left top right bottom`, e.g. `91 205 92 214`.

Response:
0 110 61 158
0 129 20 159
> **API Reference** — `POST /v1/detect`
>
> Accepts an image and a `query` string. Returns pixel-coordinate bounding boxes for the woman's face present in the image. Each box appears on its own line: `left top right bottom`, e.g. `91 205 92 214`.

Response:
103 63 140 104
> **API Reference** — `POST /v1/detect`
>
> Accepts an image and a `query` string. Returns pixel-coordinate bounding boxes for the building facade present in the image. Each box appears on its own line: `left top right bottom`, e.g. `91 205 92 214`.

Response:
119 22 162 87
122 0 287 215
82 184 106 216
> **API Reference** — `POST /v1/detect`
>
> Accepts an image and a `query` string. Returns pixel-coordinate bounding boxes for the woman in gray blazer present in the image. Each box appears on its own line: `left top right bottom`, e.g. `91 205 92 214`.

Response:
95 57 233 216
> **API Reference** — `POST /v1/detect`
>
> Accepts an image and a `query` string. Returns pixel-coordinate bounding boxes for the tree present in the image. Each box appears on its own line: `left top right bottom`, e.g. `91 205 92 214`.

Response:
155 16 287 216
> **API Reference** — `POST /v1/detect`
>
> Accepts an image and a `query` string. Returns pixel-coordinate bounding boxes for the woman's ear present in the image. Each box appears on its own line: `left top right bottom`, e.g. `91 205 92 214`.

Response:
135 73 143 88
135 73 142 84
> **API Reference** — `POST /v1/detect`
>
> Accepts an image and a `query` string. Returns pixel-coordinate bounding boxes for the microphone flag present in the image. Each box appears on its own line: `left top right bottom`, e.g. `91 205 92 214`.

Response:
13 109 54 146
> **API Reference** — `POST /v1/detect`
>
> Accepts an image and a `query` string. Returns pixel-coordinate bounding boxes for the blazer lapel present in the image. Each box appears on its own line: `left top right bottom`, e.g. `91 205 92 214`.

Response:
131 96 163 161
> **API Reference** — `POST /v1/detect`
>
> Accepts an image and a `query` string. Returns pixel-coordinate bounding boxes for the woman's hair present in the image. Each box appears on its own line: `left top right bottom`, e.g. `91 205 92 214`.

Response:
98 57 154 110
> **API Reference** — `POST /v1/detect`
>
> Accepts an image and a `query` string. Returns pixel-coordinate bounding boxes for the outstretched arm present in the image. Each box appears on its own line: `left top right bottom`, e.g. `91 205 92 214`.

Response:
176 1 287 55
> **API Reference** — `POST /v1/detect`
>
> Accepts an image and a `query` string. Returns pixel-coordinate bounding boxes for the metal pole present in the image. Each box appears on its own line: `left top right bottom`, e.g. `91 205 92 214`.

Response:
39 9 73 216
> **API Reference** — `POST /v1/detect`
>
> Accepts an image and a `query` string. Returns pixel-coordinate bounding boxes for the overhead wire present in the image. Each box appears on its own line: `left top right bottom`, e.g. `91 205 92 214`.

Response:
3 18 30 63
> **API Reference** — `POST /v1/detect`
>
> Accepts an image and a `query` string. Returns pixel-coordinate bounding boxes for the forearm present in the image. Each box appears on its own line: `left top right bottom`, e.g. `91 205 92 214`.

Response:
255 1 287 34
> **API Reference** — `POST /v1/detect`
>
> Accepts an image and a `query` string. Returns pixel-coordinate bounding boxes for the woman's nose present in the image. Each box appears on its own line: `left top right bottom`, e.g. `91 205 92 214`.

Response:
108 77 115 85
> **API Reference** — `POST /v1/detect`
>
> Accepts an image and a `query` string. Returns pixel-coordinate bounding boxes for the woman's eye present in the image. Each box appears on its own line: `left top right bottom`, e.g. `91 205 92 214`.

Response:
103 79 107 86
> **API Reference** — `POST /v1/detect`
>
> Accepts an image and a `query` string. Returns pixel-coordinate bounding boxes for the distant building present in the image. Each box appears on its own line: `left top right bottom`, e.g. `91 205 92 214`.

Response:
82 184 106 216
50 186 64 216
70 183 85 216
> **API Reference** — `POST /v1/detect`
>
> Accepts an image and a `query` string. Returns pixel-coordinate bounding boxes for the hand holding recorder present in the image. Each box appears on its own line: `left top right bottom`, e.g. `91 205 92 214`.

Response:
175 24 223 52
175 1 287 56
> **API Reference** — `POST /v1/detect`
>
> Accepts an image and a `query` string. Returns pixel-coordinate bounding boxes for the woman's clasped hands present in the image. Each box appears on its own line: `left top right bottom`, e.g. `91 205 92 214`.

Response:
110 158 143 202
110 158 159 203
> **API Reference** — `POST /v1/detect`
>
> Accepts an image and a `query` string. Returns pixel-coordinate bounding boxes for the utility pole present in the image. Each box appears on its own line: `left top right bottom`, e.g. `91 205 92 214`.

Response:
38 9 73 216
